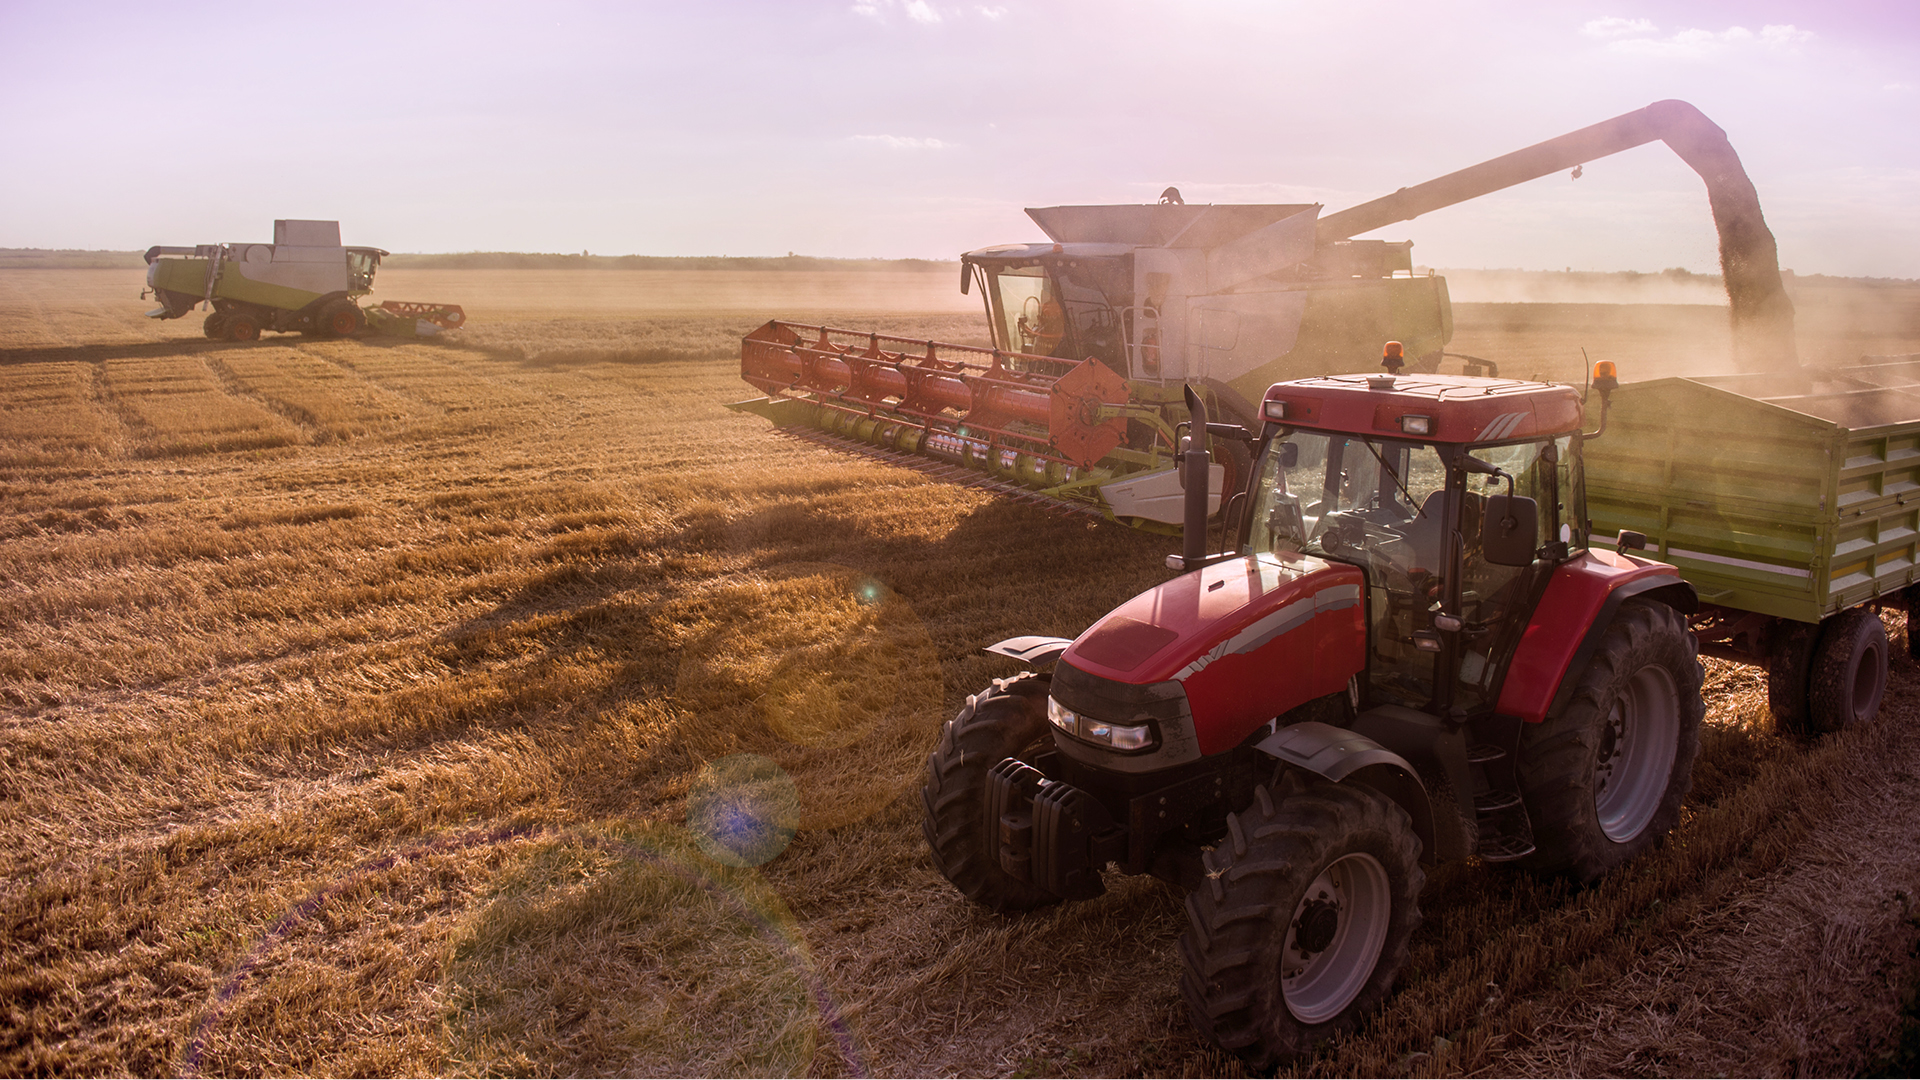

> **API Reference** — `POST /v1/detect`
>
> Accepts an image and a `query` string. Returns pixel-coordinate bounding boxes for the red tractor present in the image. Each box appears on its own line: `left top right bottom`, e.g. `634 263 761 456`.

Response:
921 359 1704 1066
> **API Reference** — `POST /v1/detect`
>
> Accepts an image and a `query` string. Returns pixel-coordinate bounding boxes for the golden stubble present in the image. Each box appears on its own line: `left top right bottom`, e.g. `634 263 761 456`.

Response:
5 267 1920 1077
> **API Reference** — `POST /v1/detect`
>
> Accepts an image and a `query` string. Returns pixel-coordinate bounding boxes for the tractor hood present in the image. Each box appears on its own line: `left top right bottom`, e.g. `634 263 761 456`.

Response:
1061 552 1367 755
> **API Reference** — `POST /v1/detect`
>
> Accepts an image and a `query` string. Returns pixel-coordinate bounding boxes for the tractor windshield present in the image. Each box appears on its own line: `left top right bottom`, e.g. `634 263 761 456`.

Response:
1250 430 1576 712
1250 430 1450 707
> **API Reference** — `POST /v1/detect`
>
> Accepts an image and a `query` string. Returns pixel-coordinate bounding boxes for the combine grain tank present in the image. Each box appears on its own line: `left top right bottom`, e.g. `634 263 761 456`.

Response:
142 219 465 341
1587 355 1920 733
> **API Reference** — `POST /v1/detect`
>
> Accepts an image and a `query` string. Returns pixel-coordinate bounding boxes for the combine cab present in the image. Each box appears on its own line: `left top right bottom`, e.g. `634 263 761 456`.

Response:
143 219 465 341
731 100 1798 532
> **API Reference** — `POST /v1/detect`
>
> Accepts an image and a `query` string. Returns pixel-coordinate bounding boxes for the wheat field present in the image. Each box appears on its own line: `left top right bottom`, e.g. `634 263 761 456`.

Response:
5 265 1920 1077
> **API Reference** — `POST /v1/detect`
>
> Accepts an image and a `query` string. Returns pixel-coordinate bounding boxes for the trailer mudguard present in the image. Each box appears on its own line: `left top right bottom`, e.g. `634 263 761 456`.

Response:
1254 721 1438 865
1496 549 1699 723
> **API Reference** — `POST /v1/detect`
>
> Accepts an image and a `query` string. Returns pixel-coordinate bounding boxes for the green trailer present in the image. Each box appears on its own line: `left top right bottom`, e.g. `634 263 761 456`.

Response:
1585 355 1920 733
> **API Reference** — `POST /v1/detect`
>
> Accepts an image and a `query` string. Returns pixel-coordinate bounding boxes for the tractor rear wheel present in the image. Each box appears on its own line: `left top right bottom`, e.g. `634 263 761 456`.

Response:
1515 599 1703 882
1803 607 1888 734
224 313 260 342
320 301 365 338
920 674 1061 913
1178 773 1424 1070
202 312 229 340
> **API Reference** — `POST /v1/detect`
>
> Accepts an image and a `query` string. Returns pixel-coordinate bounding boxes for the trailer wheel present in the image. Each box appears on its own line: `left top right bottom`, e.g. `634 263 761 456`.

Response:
920 674 1061 913
1803 607 1888 734
1515 598 1703 883
320 302 365 338
1179 774 1424 1070
202 312 229 340
224 313 260 342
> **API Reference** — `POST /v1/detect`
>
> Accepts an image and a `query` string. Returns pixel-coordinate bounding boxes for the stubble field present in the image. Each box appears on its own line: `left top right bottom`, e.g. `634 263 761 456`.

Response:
5 265 1920 1077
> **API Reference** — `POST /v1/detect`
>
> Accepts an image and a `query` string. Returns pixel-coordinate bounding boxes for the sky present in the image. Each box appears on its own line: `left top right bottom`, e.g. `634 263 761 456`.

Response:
2 0 1917 276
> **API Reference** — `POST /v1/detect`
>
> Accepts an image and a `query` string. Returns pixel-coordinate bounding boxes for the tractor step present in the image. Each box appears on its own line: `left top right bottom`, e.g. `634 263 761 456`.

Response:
1477 832 1537 861
1473 789 1522 813
1466 742 1507 764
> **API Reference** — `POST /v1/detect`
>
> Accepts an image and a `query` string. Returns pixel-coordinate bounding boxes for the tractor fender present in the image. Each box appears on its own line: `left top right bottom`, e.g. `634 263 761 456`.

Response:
1253 721 1439 865
983 636 1074 667
1497 550 1699 724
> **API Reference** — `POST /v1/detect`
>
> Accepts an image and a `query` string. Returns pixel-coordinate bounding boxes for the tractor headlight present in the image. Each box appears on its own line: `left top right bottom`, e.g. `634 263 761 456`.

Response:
1047 696 1156 752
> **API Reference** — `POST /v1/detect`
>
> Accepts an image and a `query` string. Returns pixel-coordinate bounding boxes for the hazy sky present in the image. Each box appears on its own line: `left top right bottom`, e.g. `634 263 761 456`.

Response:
3 1 1917 276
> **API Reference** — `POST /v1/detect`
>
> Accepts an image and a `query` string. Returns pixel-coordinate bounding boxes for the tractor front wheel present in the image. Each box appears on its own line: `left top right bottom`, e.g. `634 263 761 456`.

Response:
920 674 1061 914
1179 773 1424 1069
202 312 229 340
1516 598 1703 882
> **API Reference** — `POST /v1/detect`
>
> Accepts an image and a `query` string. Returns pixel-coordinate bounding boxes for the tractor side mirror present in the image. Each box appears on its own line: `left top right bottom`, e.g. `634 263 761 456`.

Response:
1482 495 1538 566
1276 442 1299 469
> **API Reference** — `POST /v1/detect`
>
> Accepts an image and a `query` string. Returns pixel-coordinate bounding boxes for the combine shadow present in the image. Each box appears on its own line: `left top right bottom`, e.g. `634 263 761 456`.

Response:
0 339 238 366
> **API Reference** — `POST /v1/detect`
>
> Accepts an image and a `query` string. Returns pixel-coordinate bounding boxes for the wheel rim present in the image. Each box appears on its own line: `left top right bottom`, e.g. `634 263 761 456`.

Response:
1851 639 1883 723
1280 851 1390 1024
1594 662 1680 842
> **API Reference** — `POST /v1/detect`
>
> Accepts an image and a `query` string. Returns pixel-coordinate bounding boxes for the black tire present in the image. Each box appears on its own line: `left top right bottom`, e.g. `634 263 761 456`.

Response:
1515 599 1703 882
920 674 1061 913
1803 607 1888 734
1179 773 1424 1070
225 313 260 342
202 312 229 340
320 301 365 338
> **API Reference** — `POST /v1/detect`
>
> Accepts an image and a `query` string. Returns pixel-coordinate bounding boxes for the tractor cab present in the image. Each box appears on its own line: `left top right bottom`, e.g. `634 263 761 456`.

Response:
1243 371 1586 717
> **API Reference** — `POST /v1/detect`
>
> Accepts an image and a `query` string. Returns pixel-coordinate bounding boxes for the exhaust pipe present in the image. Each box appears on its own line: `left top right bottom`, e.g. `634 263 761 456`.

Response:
1180 385 1210 571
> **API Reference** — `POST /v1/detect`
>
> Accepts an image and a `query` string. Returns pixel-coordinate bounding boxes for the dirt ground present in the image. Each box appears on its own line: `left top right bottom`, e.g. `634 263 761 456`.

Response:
4 266 1920 1077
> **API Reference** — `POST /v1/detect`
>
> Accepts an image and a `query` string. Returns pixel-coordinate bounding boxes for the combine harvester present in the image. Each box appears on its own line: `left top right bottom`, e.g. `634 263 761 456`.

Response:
142 219 465 341
730 100 1795 532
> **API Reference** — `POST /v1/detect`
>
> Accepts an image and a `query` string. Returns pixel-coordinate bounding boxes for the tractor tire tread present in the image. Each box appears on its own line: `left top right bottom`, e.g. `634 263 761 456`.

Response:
1178 778 1424 1070
1803 607 1889 735
920 673 1061 914
1515 599 1703 883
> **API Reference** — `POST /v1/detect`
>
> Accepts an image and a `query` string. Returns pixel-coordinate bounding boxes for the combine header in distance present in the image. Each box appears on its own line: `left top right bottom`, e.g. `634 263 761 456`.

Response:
730 99 1797 530
142 219 465 341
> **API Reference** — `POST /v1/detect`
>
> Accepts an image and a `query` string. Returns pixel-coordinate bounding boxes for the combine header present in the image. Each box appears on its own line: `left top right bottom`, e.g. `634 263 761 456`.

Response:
730 100 1797 529
142 219 465 341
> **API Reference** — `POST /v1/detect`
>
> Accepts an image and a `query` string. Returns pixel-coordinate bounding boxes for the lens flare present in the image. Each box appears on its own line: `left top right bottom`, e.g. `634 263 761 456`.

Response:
687 753 801 867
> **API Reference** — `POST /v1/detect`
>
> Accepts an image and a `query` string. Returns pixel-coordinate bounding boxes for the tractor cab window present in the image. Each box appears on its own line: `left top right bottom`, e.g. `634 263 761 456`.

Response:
1450 437 1564 710
1250 430 1451 707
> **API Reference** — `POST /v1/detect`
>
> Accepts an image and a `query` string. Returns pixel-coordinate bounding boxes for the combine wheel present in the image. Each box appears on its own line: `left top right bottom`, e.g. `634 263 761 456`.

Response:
320 301 365 338
202 312 229 340
1515 599 1703 882
1179 773 1424 1069
224 313 260 342
920 673 1061 913
1802 607 1888 735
